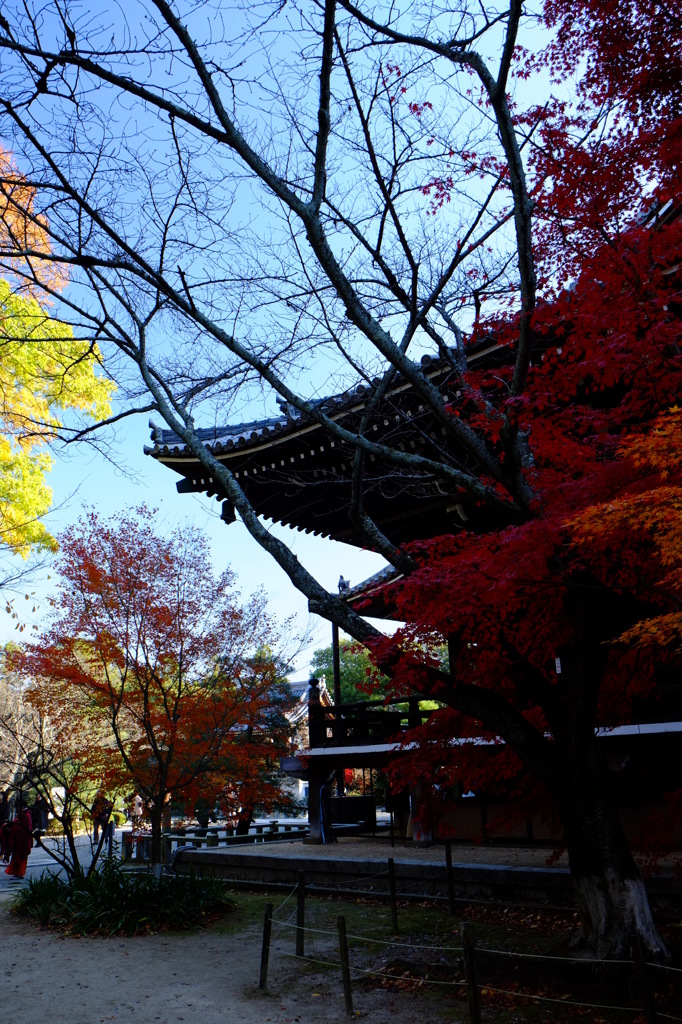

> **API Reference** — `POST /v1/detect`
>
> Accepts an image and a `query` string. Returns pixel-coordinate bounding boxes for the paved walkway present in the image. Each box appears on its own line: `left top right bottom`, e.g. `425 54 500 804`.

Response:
0 830 123 898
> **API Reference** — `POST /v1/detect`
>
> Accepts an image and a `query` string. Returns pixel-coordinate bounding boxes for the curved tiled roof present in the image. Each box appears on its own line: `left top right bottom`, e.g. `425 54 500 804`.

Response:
145 339 512 551
145 347 492 459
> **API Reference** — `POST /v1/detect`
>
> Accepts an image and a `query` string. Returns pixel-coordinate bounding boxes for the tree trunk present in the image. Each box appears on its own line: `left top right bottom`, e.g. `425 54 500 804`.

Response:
149 800 165 864
554 742 668 961
236 812 253 836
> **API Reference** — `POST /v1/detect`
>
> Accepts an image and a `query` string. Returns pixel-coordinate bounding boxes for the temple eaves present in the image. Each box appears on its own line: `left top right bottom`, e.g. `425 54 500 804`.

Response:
145 339 510 549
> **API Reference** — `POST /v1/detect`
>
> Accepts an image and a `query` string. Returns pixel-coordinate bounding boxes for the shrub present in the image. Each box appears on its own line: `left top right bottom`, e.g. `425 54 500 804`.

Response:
11 862 235 935
12 872 70 927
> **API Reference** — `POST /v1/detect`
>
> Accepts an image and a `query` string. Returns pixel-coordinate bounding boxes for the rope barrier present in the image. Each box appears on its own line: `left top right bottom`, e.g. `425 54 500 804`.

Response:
279 951 468 987
272 916 463 953
311 867 389 888
267 887 681 1018
272 918 337 937
352 965 468 988
271 896 301 941
279 950 673 1016
482 944 682 973
648 961 682 974
345 931 464 953
301 878 574 911
273 913 682 970
275 904 299 926
479 983 662 1016
211 873 577 911
481 945 633 965
274 880 299 916
280 950 348 970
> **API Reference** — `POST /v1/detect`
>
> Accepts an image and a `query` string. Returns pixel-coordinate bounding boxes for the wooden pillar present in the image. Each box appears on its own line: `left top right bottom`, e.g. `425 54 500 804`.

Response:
304 765 327 844
308 676 325 747
304 678 326 844
409 781 433 844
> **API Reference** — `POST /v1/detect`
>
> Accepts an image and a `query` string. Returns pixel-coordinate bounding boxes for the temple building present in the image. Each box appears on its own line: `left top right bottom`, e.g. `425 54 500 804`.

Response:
146 348 682 847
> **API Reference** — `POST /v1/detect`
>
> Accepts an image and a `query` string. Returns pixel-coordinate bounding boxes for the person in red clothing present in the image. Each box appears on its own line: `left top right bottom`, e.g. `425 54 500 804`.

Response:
4 799 33 878
0 790 11 863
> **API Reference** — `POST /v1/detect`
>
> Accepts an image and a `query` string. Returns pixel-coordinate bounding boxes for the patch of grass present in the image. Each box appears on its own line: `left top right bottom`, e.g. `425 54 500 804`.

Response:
11 862 235 936
209 890 276 934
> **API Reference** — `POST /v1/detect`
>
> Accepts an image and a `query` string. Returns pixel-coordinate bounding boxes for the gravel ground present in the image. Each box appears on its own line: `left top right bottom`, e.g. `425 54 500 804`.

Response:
0 834 564 1024
0 877 445 1024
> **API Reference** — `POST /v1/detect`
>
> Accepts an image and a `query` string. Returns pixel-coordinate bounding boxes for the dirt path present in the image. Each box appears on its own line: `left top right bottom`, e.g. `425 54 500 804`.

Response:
0 836 560 1023
0 897 437 1024
5 838 676 1021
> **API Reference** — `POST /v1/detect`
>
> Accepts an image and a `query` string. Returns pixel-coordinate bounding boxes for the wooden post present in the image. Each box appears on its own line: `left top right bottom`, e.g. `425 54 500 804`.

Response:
445 839 456 915
296 870 306 957
633 935 659 1024
259 903 273 990
337 915 354 1017
388 857 399 933
308 676 325 746
461 921 481 1024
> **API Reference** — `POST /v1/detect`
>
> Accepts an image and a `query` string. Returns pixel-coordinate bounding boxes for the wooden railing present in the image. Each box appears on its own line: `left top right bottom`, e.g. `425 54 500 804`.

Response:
121 820 310 863
308 688 433 748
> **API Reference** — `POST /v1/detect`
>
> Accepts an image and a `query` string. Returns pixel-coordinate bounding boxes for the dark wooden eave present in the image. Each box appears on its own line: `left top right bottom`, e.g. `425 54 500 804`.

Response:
145 339 511 548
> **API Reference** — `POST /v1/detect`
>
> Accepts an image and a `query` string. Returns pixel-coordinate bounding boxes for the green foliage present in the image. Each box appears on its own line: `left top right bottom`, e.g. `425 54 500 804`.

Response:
11 862 235 935
310 637 389 703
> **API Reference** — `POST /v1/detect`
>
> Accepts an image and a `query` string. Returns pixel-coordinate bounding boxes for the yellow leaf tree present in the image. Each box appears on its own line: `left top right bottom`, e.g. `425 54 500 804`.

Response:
0 281 114 555
0 145 114 556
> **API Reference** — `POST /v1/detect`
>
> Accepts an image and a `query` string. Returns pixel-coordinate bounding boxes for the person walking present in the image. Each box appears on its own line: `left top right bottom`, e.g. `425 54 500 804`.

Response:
4 799 33 879
0 790 11 863
130 792 143 826
91 790 114 855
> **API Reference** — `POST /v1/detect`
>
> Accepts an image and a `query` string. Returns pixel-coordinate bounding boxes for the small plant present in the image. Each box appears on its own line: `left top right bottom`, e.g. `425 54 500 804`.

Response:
11 862 235 935
11 872 70 928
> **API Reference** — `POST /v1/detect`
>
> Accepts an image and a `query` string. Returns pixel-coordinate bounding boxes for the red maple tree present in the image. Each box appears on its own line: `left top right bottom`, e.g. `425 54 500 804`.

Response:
15 508 295 862
365 0 682 961
377 217 681 958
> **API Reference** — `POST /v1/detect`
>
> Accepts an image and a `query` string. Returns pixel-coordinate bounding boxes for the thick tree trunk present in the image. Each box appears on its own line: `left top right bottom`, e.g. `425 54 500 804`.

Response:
555 742 668 961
